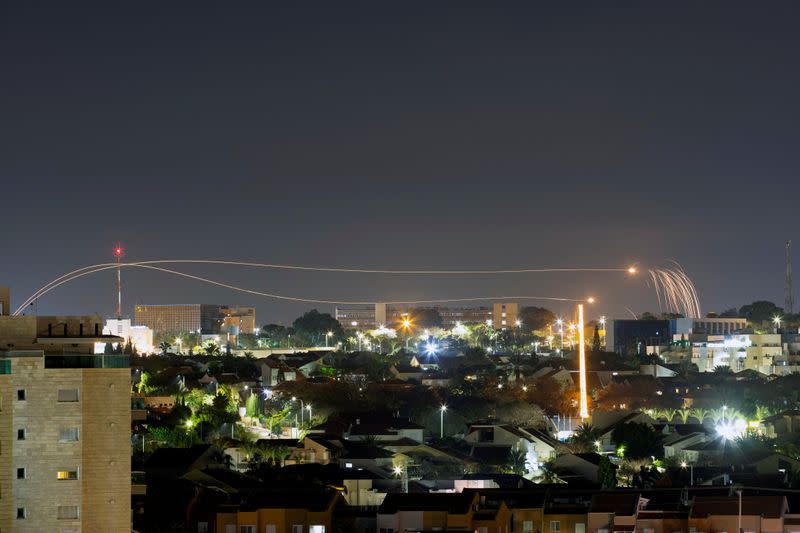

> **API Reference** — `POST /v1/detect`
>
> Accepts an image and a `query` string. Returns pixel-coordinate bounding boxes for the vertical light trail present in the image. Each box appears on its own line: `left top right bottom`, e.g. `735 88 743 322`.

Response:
578 303 589 419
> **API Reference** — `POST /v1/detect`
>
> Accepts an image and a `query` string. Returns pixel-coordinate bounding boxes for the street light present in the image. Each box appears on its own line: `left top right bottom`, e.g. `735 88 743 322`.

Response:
681 460 694 485
773 316 782 332
306 403 313 421
325 331 333 347
440 405 447 439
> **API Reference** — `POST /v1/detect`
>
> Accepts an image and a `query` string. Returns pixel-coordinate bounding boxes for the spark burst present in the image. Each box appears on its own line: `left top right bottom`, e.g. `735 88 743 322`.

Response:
647 265 701 319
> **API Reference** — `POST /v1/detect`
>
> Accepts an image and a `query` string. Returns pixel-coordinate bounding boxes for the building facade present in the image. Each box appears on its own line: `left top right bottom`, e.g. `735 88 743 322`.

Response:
134 304 225 334
0 313 131 532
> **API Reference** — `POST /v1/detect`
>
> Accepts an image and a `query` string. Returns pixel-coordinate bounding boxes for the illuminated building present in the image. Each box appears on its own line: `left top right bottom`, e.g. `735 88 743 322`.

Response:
103 318 154 354
135 304 221 334
337 303 520 330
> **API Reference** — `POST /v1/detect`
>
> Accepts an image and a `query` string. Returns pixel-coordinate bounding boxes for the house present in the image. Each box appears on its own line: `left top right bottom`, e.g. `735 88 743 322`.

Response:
347 416 426 444
544 503 590 533
465 423 559 473
532 367 575 390
464 489 546 533
663 432 707 459
421 372 452 388
552 453 609 485
390 363 425 382
690 495 788 533
275 352 327 377
377 491 510 533
260 358 299 386
761 410 800 439
588 492 644 533
214 488 340 533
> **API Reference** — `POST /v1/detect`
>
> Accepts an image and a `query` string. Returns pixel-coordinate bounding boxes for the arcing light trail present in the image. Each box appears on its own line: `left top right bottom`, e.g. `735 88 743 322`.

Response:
647 265 702 319
14 261 615 315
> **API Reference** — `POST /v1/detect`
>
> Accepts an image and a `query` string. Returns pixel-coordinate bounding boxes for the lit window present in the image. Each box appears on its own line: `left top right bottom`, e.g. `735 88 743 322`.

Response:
310 527 326 533
57 470 78 480
550 521 560 532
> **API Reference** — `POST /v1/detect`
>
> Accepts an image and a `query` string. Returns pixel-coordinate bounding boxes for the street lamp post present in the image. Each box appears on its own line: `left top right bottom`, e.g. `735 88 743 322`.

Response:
440 405 447 439
556 319 564 352
737 488 743 533
325 331 333 348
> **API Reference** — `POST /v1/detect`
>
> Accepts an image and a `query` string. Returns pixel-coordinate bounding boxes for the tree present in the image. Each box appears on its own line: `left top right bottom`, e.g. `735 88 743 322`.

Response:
719 308 740 318
505 448 527 475
739 301 783 324
158 341 171 356
598 455 617 489
519 306 556 331
411 308 443 329
292 309 343 344
610 422 661 459
260 324 292 347
592 324 601 352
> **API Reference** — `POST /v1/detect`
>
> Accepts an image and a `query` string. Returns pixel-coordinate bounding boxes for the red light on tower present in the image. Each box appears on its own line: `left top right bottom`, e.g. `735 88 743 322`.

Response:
114 247 123 256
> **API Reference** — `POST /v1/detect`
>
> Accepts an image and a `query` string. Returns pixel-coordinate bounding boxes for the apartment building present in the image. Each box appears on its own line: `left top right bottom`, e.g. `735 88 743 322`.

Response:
0 312 131 532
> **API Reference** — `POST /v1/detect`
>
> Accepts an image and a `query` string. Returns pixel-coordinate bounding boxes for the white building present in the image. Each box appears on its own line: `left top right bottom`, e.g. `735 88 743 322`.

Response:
102 319 154 354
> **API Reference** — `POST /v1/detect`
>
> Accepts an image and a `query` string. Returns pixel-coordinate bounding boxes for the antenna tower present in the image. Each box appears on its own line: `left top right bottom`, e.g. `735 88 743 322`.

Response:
787 240 794 315
114 245 124 319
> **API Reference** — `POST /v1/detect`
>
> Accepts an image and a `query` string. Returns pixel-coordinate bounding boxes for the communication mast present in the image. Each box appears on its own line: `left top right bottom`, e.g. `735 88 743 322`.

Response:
787 240 794 315
114 245 124 319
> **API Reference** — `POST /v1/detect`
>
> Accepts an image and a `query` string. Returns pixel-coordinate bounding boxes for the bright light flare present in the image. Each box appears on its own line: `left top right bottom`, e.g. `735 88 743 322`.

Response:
627 266 638 274
716 418 747 440
424 341 439 356
587 297 595 304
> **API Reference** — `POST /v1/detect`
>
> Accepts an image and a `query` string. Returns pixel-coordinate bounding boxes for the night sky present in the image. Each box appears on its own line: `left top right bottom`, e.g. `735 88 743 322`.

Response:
2 2 800 324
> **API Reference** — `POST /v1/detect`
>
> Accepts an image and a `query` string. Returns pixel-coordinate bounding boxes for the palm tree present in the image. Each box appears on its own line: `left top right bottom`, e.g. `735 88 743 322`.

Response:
652 408 677 423
690 408 710 424
570 423 603 451
158 341 171 356
677 408 692 424
505 448 527 475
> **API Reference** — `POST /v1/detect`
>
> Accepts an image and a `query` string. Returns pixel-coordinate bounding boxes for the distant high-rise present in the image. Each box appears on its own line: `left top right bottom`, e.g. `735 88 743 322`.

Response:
134 304 224 334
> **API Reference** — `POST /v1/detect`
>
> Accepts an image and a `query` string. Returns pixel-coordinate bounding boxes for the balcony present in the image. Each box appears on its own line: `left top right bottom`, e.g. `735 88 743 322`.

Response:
45 354 129 369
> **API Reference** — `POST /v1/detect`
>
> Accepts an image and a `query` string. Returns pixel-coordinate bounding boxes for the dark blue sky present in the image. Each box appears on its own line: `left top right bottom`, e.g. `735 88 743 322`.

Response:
2 2 799 323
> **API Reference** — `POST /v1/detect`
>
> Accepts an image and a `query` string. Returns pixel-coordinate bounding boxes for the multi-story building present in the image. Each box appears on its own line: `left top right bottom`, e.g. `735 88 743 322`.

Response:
337 302 519 331
134 303 225 334
0 310 130 532
493 302 519 330
221 306 257 334
335 304 387 330
662 333 785 373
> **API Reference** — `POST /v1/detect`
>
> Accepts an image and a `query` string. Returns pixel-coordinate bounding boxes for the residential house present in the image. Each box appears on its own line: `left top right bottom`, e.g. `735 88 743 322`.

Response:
465 423 559 473
377 492 510 533
214 488 340 533
690 495 788 533
588 492 644 533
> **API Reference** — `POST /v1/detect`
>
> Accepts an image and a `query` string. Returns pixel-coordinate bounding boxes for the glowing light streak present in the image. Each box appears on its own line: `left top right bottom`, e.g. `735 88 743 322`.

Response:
15 263 588 315
578 303 589 419
647 264 701 318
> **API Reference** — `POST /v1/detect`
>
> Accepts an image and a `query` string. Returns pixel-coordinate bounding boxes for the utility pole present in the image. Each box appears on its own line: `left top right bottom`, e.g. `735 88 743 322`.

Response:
786 241 794 316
